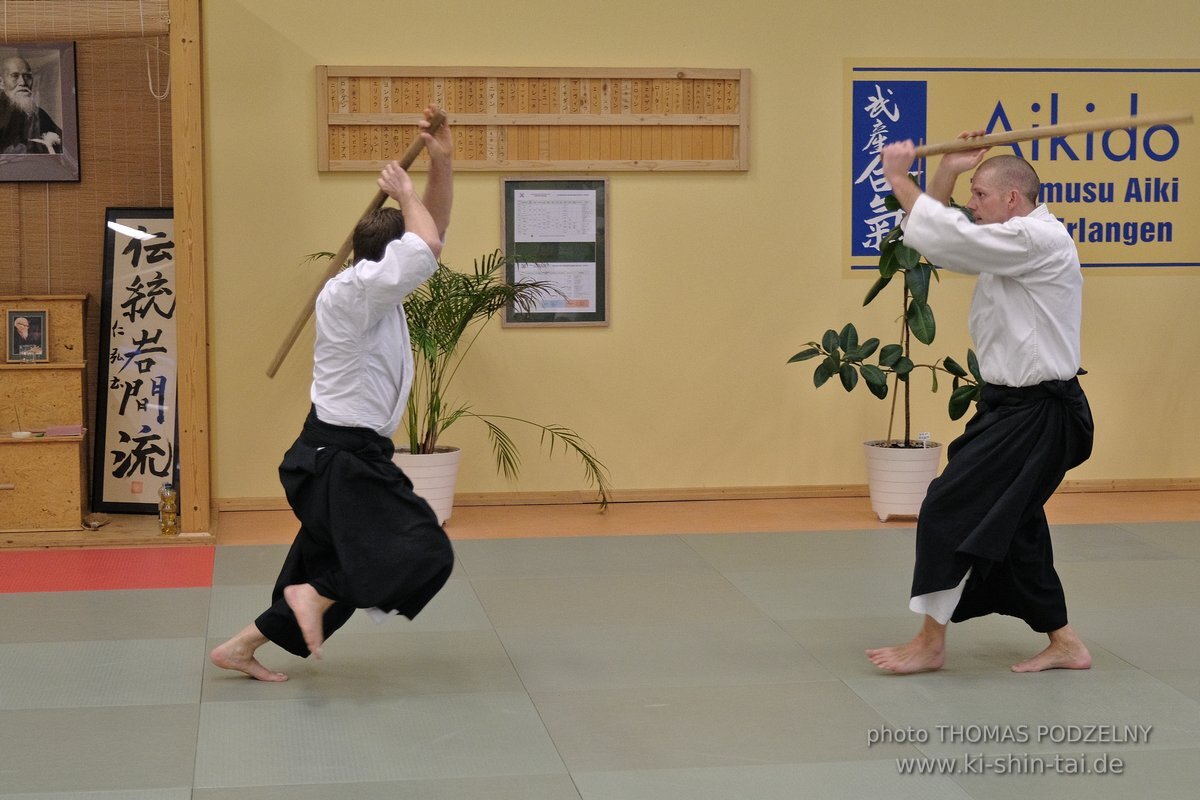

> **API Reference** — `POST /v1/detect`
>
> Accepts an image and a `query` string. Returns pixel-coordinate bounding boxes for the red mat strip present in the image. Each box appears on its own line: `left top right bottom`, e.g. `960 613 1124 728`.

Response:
0 547 214 593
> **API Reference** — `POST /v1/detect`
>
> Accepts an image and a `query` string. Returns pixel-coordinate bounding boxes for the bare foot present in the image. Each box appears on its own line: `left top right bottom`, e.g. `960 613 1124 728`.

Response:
209 635 288 682
867 638 946 674
1012 628 1091 673
284 583 333 659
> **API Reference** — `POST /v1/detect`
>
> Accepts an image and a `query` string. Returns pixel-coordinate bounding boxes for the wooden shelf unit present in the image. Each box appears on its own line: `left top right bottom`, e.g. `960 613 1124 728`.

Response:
0 295 88 532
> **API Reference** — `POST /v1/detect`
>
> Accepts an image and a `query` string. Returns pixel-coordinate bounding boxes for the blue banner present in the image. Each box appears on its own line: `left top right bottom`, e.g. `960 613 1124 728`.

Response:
850 80 927 261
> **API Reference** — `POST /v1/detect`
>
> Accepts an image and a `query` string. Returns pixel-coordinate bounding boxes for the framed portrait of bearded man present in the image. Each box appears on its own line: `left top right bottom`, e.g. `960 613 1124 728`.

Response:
0 42 80 182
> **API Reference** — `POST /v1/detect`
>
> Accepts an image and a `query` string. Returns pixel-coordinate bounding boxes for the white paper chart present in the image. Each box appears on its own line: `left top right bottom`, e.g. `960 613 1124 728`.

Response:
513 189 597 242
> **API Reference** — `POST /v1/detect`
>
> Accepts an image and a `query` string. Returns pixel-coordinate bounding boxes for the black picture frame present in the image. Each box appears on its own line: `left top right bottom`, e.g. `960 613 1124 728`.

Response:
502 177 609 326
0 41 80 182
5 308 49 362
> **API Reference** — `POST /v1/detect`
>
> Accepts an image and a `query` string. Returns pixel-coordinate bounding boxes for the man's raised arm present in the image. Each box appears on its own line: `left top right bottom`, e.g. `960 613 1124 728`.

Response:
418 105 453 242
926 130 990 205
378 162 442 259
882 131 992 213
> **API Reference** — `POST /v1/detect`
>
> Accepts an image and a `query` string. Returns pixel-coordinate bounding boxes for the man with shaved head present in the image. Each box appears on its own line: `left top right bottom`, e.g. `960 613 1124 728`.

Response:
866 131 1094 675
0 55 62 154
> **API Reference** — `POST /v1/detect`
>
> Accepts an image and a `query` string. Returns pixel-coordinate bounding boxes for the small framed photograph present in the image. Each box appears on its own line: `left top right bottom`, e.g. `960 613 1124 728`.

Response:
0 42 80 182
6 308 48 362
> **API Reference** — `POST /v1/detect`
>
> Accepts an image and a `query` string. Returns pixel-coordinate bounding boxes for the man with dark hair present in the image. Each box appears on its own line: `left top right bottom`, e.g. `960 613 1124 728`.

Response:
0 55 62 154
211 106 454 681
352 207 408 262
866 131 1094 675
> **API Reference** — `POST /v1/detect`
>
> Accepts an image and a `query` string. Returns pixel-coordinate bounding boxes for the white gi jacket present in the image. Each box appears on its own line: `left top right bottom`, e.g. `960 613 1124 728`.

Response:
902 193 1082 388
310 232 439 437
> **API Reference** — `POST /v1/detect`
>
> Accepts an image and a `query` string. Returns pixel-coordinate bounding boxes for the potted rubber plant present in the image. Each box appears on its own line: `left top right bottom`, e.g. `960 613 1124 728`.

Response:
789 189 983 520
308 249 612 521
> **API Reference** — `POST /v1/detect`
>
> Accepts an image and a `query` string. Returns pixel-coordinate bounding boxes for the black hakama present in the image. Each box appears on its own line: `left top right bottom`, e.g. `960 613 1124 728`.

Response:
911 377 1094 632
255 408 455 657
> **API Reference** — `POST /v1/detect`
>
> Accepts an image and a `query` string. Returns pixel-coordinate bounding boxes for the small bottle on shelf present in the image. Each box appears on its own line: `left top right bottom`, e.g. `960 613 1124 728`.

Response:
158 482 178 536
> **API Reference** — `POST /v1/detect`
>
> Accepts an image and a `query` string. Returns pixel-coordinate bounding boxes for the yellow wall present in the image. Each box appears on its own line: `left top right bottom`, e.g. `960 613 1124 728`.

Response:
204 0 1200 502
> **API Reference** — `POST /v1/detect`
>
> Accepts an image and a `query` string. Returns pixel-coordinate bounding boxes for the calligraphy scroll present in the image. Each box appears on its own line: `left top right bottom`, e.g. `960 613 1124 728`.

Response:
93 208 178 513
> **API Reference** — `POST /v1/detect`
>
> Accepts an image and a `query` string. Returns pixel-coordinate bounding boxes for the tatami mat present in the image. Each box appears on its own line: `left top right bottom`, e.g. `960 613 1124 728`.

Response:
0 500 1197 798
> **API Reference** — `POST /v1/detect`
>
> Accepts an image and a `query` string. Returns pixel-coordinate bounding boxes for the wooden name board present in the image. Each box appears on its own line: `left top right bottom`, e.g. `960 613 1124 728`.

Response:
317 66 750 172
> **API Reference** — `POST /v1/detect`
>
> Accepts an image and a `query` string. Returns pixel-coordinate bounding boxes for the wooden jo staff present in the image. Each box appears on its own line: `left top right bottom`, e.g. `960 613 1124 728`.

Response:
266 108 448 378
913 111 1193 157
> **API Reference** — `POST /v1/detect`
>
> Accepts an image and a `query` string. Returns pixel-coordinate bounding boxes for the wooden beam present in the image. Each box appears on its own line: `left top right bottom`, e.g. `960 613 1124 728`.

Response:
169 0 212 534
326 112 742 126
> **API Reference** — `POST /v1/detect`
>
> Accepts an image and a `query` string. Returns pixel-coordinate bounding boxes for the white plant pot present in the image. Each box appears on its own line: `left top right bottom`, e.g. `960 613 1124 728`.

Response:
392 446 462 525
863 440 943 522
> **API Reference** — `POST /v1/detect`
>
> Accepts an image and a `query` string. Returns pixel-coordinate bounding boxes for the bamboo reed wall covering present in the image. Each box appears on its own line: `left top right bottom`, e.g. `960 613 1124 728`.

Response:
318 67 751 172
1 1 170 42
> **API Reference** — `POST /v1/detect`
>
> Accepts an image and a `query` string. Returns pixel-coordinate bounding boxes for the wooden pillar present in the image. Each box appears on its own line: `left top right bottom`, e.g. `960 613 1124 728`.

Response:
169 0 213 534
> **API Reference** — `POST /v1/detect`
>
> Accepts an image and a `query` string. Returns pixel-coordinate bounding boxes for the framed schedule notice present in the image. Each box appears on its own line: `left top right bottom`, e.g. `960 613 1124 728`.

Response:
503 177 608 326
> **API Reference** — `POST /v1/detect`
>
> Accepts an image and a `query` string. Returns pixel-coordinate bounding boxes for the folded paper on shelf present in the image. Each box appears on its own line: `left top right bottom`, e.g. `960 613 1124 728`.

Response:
43 424 85 437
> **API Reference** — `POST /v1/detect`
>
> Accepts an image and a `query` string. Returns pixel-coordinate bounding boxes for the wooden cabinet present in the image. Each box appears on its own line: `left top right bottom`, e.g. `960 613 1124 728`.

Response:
0 295 88 532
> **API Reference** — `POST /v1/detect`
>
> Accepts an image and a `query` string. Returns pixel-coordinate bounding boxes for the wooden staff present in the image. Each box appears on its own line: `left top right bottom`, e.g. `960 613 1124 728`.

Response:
266 108 447 378
913 111 1193 157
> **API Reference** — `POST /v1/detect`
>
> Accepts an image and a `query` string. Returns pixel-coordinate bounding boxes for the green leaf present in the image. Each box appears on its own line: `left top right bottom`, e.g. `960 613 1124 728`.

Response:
821 329 840 354
905 262 932 305
467 412 613 509
879 239 901 279
788 347 822 363
838 323 858 354
931 369 939 392
862 275 892 307
907 301 936 345
879 343 903 368
813 361 835 388
857 338 880 360
967 349 983 382
866 378 889 400
839 364 859 392
949 385 979 420
895 242 921 270
942 355 968 378
478 416 521 479
860 363 887 387
894 357 914 377
883 193 901 212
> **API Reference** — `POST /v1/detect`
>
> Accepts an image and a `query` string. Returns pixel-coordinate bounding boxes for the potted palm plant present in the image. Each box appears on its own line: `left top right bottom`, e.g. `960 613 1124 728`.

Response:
789 190 983 520
308 249 612 522
400 249 611 520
